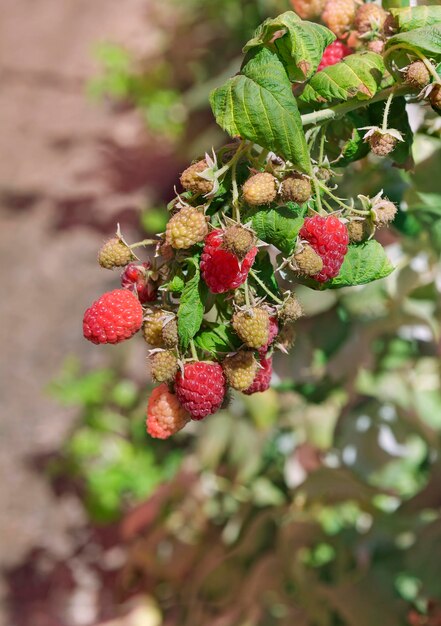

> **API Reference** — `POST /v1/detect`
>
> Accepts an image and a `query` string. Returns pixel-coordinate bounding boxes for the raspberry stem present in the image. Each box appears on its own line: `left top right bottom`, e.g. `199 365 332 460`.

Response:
301 85 412 128
129 238 159 249
249 269 283 304
189 338 199 361
381 91 395 133
317 180 353 212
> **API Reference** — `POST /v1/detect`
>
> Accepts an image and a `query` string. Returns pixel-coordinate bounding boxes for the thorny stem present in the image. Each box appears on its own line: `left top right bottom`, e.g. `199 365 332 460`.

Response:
318 126 327 165
317 180 352 212
311 174 325 215
129 238 158 249
248 269 283 304
300 85 413 128
254 147 269 169
382 90 395 133
231 157 240 222
244 279 251 308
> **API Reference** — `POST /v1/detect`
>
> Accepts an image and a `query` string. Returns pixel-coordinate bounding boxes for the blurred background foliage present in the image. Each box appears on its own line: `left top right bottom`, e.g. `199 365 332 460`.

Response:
47 1 441 624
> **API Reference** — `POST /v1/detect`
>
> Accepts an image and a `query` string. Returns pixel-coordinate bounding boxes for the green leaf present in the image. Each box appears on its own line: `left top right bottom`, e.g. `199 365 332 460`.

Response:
194 323 241 357
390 6 441 32
177 258 207 351
327 241 394 289
166 275 185 293
385 26 441 62
299 52 385 106
210 46 311 173
249 204 305 255
244 11 335 82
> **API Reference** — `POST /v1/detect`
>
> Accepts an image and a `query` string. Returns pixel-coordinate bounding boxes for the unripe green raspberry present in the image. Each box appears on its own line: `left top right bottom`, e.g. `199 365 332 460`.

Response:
242 173 277 206
372 200 397 227
279 295 303 325
290 0 326 20
150 350 179 383
405 61 431 90
322 0 356 38
293 245 324 276
223 351 259 391
354 3 387 34
280 174 312 205
233 289 247 307
316 167 332 183
277 324 296 352
180 159 214 195
232 307 270 349
143 311 176 348
368 132 397 157
98 238 134 269
166 206 208 249
222 225 257 261
162 318 179 348
429 84 441 112
347 219 370 243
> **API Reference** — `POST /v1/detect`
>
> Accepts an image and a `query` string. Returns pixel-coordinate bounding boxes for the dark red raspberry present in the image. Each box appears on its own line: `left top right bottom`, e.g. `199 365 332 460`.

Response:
299 215 349 283
121 262 157 304
317 41 353 72
175 361 226 420
201 229 257 294
259 316 279 357
83 289 143 344
243 356 273 395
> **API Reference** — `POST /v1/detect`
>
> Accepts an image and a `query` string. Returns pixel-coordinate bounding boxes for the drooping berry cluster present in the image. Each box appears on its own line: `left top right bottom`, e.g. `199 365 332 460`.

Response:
81 2 421 440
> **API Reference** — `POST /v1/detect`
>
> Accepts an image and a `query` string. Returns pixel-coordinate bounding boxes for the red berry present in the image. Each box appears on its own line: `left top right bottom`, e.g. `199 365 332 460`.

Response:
243 356 273 395
201 229 257 294
299 215 349 283
317 41 353 72
175 361 226 420
121 262 157 304
83 289 143 344
259 316 279 357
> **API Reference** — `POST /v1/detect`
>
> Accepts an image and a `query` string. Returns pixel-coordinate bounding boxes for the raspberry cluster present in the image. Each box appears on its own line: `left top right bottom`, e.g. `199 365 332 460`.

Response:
82 4 404 440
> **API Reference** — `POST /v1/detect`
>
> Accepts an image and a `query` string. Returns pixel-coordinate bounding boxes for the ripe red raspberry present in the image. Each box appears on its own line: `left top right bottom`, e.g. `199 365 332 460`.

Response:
83 289 143 344
243 356 273 395
146 384 190 439
201 229 258 293
299 215 349 283
175 361 226 420
322 0 356 37
121 262 157 304
317 41 353 72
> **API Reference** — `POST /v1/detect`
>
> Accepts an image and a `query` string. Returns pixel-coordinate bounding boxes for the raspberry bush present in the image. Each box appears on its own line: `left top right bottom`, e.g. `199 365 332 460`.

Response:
83 3 441 440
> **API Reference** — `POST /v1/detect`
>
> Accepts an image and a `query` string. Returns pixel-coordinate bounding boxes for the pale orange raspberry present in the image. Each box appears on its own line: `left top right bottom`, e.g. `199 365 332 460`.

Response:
146 384 190 439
